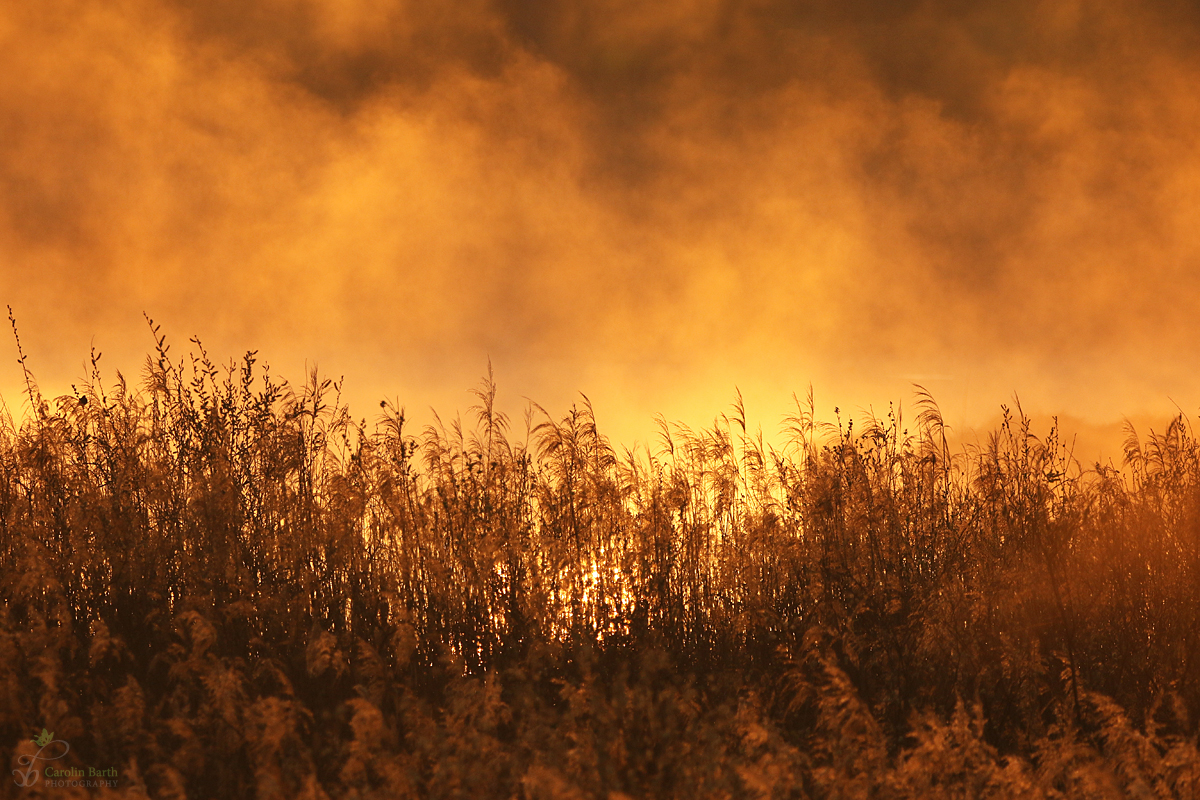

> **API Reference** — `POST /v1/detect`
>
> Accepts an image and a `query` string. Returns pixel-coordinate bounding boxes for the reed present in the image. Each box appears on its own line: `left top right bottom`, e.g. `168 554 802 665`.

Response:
2 327 1199 798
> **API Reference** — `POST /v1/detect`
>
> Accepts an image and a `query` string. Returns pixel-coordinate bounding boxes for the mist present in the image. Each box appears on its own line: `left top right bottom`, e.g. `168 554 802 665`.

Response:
4 0 1200 460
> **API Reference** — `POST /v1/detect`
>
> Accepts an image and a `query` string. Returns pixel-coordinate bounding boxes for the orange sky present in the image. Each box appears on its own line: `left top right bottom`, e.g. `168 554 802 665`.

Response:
3 0 1200 463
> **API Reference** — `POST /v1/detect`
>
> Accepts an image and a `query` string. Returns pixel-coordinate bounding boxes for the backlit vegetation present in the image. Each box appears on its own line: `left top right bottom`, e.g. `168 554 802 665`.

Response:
3 323 1200 798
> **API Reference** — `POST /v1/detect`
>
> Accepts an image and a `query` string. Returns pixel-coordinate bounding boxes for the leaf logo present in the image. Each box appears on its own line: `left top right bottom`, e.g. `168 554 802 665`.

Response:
14 729 68 787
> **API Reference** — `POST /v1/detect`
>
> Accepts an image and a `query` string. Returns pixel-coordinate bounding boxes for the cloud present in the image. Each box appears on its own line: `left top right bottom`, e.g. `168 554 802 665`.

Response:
3 0 1200 448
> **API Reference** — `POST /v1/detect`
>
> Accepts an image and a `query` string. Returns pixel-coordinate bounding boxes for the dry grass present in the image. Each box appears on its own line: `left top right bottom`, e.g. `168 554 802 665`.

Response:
2 327 1200 798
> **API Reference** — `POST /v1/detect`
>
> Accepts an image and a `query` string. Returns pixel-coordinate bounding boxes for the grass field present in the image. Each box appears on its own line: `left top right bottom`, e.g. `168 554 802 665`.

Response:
2 327 1200 798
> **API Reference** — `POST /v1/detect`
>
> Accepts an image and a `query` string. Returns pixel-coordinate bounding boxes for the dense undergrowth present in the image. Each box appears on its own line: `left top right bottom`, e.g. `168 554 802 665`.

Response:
3 325 1200 798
